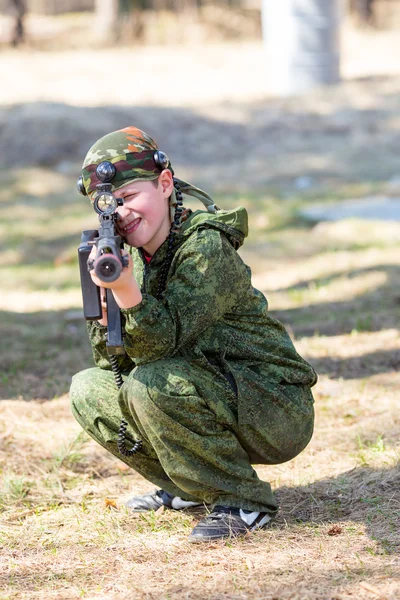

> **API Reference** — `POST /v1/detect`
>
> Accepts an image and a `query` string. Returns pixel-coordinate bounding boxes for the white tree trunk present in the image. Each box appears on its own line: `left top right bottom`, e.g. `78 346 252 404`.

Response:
95 0 119 38
262 0 342 96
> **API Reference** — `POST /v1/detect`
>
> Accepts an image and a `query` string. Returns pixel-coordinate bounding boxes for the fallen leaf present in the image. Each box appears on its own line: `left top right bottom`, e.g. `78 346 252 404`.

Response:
117 464 130 472
328 525 343 536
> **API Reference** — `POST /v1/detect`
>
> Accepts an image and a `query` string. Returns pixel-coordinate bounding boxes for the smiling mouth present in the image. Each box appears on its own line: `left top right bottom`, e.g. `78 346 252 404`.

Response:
121 218 141 234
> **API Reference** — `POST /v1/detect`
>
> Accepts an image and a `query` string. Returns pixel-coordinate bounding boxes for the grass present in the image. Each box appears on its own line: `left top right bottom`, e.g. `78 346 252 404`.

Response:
0 166 399 599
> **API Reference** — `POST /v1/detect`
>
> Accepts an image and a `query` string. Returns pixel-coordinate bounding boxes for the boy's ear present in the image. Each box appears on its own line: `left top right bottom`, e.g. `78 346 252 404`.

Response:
159 169 174 197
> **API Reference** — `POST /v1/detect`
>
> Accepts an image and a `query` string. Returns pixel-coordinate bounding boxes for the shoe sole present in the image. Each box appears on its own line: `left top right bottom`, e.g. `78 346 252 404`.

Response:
126 502 202 513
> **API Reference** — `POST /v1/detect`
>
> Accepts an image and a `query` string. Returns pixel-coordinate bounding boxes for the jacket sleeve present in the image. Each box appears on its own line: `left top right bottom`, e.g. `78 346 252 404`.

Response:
86 319 136 372
121 229 246 363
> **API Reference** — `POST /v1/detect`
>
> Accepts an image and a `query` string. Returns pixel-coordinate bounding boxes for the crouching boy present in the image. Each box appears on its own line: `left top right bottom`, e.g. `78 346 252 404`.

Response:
69 126 317 543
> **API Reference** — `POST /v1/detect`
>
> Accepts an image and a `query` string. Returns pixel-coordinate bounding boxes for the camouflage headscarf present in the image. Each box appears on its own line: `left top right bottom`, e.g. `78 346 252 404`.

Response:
82 126 162 196
81 126 219 214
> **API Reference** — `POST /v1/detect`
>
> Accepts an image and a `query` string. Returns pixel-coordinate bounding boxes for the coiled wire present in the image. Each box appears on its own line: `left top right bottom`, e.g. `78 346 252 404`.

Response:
109 355 142 457
111 179 184 457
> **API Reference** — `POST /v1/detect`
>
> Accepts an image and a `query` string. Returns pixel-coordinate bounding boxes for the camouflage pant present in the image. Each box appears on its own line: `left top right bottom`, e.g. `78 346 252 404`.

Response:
69 357 314 514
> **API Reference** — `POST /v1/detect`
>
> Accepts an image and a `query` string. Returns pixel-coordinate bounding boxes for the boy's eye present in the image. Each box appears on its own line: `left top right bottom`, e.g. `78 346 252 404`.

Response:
125 193 139 202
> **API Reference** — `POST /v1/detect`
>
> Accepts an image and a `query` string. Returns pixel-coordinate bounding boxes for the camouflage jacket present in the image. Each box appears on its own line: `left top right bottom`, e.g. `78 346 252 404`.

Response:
87 207 317 387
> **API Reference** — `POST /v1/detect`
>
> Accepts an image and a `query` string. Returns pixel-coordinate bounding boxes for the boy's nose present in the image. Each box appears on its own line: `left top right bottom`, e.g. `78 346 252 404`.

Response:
116 203 130 220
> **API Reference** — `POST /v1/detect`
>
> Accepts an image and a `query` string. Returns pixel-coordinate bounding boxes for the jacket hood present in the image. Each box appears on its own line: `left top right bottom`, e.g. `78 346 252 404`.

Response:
179 207 249 249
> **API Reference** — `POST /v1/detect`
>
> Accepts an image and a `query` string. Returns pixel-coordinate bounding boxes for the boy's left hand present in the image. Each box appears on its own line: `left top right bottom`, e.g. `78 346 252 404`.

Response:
89 248 143 310
89 249 134 290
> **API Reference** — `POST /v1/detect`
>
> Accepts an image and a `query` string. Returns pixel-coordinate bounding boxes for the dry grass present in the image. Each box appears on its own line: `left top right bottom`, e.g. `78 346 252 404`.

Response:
0 380 399 600
1 210 399 597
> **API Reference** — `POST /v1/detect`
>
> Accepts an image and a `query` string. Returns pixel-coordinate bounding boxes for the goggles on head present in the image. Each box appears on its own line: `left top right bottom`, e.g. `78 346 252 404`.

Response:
76 150 171 198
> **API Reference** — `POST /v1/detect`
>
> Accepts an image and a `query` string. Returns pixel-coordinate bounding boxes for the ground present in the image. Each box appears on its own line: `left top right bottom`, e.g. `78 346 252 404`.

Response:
0 22 399 600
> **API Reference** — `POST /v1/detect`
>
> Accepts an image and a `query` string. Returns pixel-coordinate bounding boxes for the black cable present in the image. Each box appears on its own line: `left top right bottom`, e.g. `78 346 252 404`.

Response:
113 178 184 457
109 355 143 457
155 179 184 300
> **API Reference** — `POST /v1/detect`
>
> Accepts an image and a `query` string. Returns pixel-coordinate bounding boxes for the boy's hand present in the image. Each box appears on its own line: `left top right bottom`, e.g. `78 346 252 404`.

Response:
88 247 133 290
88 247 142 311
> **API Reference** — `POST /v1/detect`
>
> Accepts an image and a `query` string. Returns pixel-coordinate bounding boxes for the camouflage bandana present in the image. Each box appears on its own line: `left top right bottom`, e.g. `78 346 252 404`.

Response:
81 126 167 197
81 125 219 214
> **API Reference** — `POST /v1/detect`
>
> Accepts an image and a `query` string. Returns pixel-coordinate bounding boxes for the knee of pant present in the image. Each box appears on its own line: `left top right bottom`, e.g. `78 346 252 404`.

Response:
124 360 179 414
124 363 157 411
125 358 202 417
69 367 102 415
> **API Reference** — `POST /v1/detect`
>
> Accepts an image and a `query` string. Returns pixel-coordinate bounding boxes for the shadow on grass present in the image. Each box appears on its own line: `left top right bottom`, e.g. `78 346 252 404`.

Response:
11 231 85 267
0 309 92 401
274 463 400 554
1 267 399 396
309 348 400 379
271 264 400 343
2 84 400 186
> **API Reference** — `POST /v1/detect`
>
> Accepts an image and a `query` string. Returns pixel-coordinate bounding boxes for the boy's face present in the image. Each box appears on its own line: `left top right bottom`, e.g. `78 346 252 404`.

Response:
112 169 174 256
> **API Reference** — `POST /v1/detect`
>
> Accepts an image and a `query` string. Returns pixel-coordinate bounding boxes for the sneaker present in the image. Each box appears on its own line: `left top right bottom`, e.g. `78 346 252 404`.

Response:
188 505 273 543
125 489 202 512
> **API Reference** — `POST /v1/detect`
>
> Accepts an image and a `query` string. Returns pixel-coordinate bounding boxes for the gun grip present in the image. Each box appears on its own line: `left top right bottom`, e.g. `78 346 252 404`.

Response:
106 289 125 355
78 230 102 320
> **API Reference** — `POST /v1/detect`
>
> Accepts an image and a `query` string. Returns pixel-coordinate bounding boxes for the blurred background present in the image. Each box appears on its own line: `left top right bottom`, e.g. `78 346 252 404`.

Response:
1 0 400 399
1 4 400 595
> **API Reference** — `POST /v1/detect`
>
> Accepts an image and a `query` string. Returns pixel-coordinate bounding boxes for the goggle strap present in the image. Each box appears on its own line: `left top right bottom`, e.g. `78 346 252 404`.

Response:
173 177 220 214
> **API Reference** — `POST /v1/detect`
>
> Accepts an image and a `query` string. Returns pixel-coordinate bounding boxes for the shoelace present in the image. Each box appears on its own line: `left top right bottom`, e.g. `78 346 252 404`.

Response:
204 507 241 522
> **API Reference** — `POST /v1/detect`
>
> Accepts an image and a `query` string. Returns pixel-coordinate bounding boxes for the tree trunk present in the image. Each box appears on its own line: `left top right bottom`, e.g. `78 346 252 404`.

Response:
262 0 341 96
9 0 26 47
351 0 375 25
95 0 119 39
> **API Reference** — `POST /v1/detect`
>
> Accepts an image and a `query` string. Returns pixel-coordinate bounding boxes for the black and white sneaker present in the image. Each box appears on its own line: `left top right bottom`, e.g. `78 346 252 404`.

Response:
125 489 202 512
188 505 274 543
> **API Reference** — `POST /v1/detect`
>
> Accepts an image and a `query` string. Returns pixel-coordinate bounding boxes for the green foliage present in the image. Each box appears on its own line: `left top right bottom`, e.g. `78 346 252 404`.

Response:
0 473 32 510
52 431 89 471
356 435 387 466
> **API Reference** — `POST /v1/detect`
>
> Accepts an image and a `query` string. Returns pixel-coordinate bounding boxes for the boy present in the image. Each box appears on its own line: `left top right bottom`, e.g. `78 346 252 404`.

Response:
70 126 317 543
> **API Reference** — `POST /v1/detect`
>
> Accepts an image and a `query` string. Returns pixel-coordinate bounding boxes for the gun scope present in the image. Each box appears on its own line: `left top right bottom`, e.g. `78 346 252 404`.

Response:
93 192 123 216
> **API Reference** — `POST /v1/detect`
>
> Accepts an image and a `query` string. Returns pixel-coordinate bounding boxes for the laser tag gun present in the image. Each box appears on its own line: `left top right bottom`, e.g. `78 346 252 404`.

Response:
76 161 143 458
76 161 128 356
